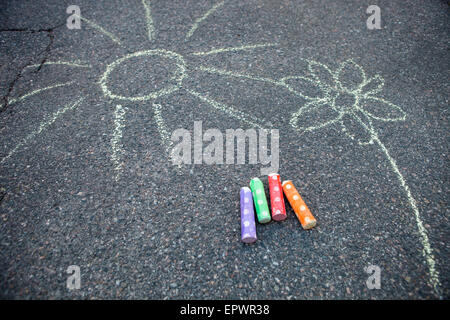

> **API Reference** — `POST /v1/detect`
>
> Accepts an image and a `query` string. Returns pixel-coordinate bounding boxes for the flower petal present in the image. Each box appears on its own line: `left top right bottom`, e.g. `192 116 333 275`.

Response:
279 76 327 100
307 60 337 91
290 100 342 132
360 75 384 95
336 59 366 92
340 112 374 145
359 96 406 122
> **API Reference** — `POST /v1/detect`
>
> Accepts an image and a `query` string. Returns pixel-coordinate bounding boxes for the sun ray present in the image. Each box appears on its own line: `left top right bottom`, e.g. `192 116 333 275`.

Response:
197 65 279 86
197 65 317 102
1 97 84 164
190 43 278 56
185 88 270 129
153 102 183 172
153 102 172 154
8 81 76 105
185 1 225 39
111 104 128 181
24 61 92 71
141 0 156 41
76 15 122 45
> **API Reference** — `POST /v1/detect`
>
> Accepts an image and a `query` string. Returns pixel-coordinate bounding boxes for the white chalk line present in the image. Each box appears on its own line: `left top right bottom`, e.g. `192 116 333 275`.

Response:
111 104 128 181
190 43 278 56
152 102 172 154
141 0 156 41
1 97 84 164
289 100 343 133
99 50 186 102
353 113 442 297
8 81 76 106
340 111 374 146
198 65 279 85
76 15 122 45
360 74 384 96
334 59 366 92
153 102 184 172
186 1 225 39
375 135 441 297
24 61 91 71
197 65 317 101
185 88 270 129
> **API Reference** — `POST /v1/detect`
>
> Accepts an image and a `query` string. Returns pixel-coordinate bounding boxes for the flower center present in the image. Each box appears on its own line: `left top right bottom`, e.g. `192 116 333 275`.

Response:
334 92 356 113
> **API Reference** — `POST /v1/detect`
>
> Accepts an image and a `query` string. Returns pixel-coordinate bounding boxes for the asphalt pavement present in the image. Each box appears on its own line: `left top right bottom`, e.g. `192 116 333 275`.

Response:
0 0 448 299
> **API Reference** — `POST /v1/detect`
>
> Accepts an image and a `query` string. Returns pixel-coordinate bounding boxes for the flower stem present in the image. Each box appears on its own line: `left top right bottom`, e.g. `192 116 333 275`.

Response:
371 134 442 297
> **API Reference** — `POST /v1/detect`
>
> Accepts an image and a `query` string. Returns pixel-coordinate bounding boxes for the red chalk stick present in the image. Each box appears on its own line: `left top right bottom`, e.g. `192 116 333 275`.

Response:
268 173 287 221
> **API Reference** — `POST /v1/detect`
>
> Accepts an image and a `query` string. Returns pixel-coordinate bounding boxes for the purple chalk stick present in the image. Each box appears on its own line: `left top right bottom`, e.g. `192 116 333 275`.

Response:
240 187 257 243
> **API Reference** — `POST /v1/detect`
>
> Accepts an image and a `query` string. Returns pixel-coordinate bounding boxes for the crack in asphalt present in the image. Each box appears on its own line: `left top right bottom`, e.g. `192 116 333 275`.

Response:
36 30 55 73
0 23 65 114
0 189 6 205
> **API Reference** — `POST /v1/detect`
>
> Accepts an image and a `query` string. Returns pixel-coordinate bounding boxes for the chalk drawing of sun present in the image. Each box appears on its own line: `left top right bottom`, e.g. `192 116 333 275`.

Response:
1 0 275 179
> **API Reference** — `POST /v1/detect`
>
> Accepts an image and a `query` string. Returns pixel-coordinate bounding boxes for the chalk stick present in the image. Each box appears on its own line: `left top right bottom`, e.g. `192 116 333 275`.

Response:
240 187 257 243
249 177 271 224
268 173 287 221
282 180 317 229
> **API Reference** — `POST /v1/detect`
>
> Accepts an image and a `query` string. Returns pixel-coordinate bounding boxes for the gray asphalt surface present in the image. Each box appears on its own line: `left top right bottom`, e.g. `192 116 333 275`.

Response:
0 0 448 299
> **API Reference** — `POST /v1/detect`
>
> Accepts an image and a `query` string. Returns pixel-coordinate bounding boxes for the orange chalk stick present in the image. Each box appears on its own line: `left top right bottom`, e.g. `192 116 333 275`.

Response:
281 180 317 229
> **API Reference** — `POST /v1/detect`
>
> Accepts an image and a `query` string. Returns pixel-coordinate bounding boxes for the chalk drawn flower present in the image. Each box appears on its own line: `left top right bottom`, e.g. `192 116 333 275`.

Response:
277 59 441 297
282 59 406 145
